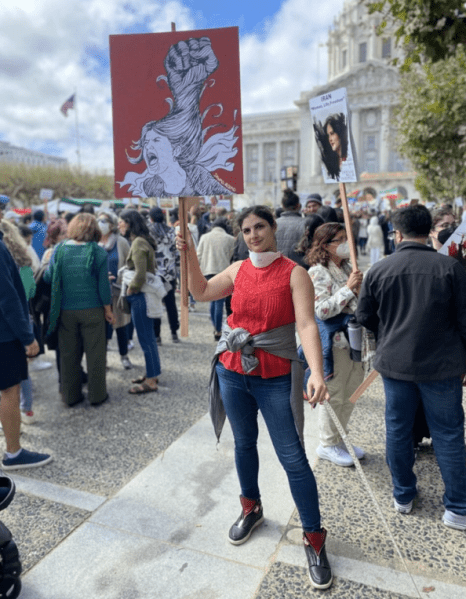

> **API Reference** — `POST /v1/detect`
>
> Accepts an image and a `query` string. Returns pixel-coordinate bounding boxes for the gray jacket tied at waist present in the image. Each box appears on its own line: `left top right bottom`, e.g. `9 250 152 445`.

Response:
209 323 305 445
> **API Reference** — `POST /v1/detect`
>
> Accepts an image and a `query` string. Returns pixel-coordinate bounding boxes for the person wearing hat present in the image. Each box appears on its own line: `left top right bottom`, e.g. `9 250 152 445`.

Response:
303 194 323 216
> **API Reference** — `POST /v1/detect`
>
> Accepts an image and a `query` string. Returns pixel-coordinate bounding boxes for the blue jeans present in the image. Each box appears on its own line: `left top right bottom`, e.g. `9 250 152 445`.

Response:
20 377 33 412
210 299 225 333
383 376 466 514
216 362 321 531
126 293 161 378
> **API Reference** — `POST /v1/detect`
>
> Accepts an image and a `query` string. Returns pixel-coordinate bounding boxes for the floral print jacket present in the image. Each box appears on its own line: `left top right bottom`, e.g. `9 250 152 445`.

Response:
308 260 357 349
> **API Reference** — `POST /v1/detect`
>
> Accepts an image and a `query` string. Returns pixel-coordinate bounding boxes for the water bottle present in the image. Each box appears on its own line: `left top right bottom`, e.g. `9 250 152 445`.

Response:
347 317 362 362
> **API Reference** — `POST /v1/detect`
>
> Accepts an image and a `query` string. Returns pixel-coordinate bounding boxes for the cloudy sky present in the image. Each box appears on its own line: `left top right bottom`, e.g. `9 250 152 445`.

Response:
0 0 345 173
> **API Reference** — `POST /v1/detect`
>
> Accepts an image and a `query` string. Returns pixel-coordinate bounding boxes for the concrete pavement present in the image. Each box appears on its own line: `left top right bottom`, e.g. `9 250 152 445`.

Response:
3 298 466 598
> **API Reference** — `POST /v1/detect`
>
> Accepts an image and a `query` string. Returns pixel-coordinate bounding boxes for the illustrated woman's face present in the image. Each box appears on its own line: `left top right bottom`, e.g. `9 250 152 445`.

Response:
143 129 177 175
327 123 341 155
241 214 277 253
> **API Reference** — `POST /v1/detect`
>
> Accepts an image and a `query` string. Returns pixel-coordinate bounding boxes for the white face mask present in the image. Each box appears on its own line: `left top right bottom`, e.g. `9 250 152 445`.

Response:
249 250 281 268
336 241 350 259
98 221 110 235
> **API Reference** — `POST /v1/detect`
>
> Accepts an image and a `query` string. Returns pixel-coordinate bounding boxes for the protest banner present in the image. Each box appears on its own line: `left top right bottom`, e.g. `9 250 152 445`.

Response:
309 88 358 185
110 27 243 200
309 87 359 270
438 220 466 267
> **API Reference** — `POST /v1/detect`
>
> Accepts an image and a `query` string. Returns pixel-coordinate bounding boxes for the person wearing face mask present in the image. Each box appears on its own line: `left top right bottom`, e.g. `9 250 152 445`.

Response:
306 223 365 467
97 211 133 370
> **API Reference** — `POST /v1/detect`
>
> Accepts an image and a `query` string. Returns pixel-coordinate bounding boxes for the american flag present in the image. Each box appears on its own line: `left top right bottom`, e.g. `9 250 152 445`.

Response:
60 94 75 117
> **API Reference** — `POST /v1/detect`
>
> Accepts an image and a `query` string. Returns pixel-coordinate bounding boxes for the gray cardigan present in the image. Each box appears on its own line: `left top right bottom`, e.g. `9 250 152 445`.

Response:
209 323 305 445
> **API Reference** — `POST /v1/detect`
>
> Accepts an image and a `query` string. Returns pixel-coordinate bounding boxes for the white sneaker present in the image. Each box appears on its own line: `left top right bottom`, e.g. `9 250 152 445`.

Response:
443 509 466 530
21 410 36 425
127 341 135 351
316 444 354 467
120 356 133 370
337 442 365 460
394 498 413 514
29 360 52 372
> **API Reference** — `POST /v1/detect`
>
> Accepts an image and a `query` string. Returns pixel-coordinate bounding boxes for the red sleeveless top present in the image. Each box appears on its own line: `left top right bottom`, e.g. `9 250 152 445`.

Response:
219 255 297 378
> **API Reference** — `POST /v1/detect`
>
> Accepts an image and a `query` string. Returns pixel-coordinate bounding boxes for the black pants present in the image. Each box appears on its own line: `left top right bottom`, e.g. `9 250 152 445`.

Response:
153 282 179 337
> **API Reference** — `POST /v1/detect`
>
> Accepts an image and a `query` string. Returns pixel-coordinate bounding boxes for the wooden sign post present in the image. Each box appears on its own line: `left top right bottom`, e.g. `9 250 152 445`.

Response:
339 182 358 272
178 196 200 336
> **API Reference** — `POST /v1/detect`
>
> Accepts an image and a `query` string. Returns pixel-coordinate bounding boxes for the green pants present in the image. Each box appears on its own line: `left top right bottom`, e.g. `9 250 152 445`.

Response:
59 307 107 405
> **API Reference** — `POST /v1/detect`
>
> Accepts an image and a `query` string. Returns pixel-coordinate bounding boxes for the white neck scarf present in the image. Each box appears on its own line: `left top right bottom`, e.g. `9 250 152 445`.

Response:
249 250 281 268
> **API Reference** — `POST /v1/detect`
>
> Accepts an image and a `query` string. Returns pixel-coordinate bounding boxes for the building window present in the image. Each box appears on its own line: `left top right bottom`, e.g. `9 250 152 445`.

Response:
265 166 275 183
248 167 258 184
363 133 379 173
247 145 258 161
342 49 347 68
264 143 276 161
366 135 376 150
246 144 259 183
281 141 295 168
359 42 367 63
382 38 391 59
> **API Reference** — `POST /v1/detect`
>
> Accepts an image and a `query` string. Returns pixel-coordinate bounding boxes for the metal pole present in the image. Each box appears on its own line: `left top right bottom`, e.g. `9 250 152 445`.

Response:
74 89 81 170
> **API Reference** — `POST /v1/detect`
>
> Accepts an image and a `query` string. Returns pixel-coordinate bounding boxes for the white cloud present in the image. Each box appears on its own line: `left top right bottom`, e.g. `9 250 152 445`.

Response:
0 0 344 173
0 0 196 172
240 0 344 114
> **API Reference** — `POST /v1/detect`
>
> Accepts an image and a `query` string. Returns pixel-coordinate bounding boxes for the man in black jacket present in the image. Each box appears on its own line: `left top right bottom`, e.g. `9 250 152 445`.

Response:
356 205 466 530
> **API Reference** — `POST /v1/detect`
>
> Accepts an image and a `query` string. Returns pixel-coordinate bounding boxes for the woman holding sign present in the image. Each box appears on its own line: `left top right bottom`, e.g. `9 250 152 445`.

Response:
176 205 333 590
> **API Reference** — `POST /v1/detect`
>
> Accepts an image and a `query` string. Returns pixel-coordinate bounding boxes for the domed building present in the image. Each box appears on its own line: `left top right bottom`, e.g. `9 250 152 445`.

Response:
240 0 416 208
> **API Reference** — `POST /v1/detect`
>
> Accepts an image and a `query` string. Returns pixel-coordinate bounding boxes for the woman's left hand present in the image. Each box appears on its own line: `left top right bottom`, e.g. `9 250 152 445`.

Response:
104 306 115 325
306 374 330 407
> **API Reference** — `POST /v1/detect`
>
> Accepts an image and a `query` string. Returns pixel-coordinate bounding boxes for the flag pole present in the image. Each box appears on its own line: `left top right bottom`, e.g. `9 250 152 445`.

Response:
74 89 81 170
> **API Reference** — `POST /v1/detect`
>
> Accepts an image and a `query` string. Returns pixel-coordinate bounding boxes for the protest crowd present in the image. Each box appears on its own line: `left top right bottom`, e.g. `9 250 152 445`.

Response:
1 189 466 591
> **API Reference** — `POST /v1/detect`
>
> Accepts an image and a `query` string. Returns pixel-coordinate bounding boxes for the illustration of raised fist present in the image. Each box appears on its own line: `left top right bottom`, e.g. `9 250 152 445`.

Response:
165 37 219 91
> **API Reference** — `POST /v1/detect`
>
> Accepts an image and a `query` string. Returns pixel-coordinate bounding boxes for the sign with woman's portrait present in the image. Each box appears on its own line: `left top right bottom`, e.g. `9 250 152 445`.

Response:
110 27 243 198
309 88 358 184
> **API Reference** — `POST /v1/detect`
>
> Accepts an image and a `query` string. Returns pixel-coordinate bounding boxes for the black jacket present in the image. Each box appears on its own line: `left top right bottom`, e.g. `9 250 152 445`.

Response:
0 231 34 347
356 241 466 381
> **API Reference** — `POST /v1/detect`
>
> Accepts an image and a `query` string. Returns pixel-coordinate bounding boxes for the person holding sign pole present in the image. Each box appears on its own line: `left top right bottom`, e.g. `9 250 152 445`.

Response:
176 205 333 590
306 223 365 467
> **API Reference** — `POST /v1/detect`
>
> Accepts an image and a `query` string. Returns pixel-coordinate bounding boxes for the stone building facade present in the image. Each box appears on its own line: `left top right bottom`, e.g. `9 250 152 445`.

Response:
240 0 415 208
0 141 68 168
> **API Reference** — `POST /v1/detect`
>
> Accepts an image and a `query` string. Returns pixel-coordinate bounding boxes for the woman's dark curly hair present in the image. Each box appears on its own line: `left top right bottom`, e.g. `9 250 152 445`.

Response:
119 209 156 250
324 113 348 161
306 222 345 267
295 214 325 257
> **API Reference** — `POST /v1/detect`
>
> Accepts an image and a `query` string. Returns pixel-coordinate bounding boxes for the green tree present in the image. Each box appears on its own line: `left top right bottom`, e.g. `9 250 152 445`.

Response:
367 0 466 69
0 164 114 206
394 49 466 200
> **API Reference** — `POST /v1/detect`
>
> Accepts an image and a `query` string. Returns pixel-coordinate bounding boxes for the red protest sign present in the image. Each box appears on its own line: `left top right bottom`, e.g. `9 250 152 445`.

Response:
110 27 243 199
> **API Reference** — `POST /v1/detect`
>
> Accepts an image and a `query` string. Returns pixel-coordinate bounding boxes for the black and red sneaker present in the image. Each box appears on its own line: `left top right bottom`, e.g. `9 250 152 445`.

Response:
228 495 264 545
303 528 333 589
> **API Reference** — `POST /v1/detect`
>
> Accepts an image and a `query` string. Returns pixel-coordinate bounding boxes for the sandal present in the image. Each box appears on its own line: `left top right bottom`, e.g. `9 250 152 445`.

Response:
131 376 159 385
128 382 158 394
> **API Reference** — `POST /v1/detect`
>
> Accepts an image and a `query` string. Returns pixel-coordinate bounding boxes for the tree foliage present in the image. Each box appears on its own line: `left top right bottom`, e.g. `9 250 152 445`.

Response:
0 165 114 206
367 0 466 70
394 49 466 200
